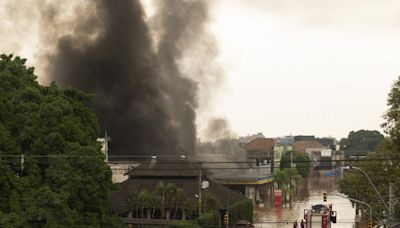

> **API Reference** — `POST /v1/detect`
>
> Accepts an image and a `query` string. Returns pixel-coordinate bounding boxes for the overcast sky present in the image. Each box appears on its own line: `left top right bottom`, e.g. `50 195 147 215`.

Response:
1 0 400 140
208 0 400 139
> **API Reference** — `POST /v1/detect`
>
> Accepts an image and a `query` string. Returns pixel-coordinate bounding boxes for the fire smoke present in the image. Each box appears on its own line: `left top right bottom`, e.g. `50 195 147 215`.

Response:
1 0 226 158
44 0 219 157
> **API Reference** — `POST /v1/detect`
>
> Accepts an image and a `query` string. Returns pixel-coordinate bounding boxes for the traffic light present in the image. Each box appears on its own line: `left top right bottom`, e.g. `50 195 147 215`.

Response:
368 219 372 228
323 192 327 202
224 213 229 225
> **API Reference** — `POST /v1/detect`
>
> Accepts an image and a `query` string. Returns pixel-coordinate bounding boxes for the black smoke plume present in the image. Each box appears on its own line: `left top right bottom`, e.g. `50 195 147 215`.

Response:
46 0 210 157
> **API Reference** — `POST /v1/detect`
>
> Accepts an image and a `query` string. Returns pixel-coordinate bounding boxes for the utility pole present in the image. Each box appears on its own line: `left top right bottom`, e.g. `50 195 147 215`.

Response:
104 131 109 163
198 162 202 216
289 150 293 207
389 182 395 228
226 190 230 228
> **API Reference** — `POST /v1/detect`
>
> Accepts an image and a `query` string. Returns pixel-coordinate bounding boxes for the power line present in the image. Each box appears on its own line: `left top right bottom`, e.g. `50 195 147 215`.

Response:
1 154 400 163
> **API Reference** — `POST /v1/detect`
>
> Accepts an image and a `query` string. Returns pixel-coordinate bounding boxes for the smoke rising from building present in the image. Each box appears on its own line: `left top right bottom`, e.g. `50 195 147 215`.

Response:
1 0 228 158
43 0 223 157
204 118 235 141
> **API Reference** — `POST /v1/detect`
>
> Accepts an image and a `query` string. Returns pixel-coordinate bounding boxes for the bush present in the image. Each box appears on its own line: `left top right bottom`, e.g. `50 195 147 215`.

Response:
196 210 220 228
229 199 253 226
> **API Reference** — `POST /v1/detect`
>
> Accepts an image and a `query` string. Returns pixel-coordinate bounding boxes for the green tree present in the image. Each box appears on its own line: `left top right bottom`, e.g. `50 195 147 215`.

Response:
0 54 122 227
171 188 186 220
280 151 312 177
273 170 288 190
155 182 179 220
201 192 218 213
339 130 384 155
338 77 400 225
228 199 253 226
274 168 302 207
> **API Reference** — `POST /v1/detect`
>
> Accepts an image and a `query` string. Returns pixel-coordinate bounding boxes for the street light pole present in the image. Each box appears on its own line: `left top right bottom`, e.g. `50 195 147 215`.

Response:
343 166 389 212
343 165 393 227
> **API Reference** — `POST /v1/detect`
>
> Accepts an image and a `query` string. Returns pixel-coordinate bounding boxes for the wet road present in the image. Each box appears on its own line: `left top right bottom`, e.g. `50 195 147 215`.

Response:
254 172 356 228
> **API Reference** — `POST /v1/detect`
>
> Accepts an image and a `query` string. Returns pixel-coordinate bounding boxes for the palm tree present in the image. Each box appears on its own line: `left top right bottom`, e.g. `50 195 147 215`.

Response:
137 190 154 219
165 184 178 220
274 170 288 189
283 168 302 206
133 192 142 218
148 192 159 219
274 168 303 207
155 182 178 219
172 188 186 220
155 182 168 219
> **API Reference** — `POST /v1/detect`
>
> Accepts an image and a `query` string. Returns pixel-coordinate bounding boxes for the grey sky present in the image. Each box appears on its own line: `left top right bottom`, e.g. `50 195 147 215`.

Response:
208 0 400 139
1 0 399 140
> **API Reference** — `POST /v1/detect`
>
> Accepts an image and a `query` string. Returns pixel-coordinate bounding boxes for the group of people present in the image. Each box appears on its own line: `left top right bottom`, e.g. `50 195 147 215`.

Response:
293 219 306 228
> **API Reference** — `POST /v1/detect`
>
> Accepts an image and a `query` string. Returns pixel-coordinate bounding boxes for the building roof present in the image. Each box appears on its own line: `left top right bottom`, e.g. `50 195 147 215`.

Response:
108 190 132 215
108 177 247 215
293 140 326 153
243 138 276 151
294 135 315 142
127 160 210 177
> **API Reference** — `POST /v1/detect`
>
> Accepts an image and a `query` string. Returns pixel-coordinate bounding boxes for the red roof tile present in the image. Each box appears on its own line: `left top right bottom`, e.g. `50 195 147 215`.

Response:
243 138 276 151
293 140 326 153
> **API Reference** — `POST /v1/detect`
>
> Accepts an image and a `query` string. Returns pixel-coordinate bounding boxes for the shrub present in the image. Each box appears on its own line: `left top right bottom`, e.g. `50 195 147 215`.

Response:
229 199 253 226
196 210 220 228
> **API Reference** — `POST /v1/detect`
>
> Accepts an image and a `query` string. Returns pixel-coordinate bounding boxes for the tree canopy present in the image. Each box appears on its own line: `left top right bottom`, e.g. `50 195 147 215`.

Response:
0 54 122 227
338 77 400 226
280 151 312 177
339 129 384 155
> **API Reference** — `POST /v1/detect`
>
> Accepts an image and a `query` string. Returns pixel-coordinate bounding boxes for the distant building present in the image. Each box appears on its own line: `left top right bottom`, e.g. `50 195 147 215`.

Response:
273 145 292 170
277 136 295 146
108 159 248 226
316 137 336 150
238 132 265 144
218 137 278 206
294 135 315 142
243 138 276 170
292 140 326 153
293 140 327 169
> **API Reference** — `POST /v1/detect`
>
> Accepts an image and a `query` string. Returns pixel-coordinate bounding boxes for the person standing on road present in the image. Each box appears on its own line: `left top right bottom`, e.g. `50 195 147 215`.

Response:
300 219 305 228
293 220 298 228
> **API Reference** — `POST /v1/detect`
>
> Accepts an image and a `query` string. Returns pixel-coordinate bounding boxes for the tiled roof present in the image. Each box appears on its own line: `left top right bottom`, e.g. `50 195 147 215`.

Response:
108 177 247 214
127 160 210 177
108 190 132 216
292 140 326 153
243 138 276 151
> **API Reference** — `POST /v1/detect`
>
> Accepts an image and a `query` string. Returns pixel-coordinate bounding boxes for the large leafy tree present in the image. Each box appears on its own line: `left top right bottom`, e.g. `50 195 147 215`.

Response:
0 54 122 227
280 151 312 177
338 77 400 226
339 130 384 155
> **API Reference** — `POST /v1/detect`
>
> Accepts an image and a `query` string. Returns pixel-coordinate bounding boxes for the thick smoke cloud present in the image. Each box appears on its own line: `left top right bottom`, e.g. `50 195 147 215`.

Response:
0 0 225 158
151 0 225 142
204 118 235 141
44 0 217 157
46 0 185 157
